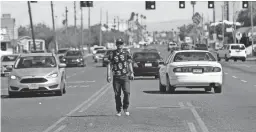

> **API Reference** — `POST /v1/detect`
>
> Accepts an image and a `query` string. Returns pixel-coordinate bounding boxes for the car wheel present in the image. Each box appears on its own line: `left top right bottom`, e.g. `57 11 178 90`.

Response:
166 74 175 94
241 58 246 62
55 89 63 96
225 55 229 62
214 86 222 93
155 75 159 79
204 87 211 92
159 78 166 92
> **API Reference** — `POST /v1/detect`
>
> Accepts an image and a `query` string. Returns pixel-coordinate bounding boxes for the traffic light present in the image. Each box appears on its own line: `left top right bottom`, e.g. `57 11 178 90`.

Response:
208 1 214 8
179 1 185 8
242 1 249 8
80 1 93 8
145 1 155 10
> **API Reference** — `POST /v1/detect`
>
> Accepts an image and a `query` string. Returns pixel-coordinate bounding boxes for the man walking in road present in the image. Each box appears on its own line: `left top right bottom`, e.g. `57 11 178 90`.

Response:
106 38 134 116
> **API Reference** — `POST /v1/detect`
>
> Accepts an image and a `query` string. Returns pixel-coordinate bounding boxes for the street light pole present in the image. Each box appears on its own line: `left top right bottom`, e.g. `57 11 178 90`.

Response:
27 1 36 51
81 7 84 46
99 8 102 46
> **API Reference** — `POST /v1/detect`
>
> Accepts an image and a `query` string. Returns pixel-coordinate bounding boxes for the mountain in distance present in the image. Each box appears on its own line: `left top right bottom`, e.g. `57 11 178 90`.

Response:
145 19 192 32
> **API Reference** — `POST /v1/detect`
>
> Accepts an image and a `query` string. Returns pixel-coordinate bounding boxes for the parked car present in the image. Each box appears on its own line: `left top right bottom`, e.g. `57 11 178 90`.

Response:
1 54 19 77
8 52 67 97
159 50 222 94
216 43 246 62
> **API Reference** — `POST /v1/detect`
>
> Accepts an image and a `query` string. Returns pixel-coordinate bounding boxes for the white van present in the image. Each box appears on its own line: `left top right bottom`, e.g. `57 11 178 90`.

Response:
216 43 246 62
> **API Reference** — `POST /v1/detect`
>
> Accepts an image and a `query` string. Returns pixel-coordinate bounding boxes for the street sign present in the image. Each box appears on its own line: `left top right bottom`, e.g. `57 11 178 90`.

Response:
236 32 242 40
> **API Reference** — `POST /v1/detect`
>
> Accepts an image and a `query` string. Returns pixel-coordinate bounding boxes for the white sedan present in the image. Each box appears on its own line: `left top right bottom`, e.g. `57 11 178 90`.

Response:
159 50 223 94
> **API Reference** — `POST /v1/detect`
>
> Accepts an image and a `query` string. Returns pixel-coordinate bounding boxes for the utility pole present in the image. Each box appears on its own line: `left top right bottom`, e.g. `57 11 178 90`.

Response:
27 1 36 51
233 2 236 43
88 7 91 45
99 8 102 46
81 7 83 46
226 2 229 21
74 1 77 29
117 16 120 31
106 10 108 25
251 1 254 56
65 6 68 34
222 5 225 45
51 1 57 52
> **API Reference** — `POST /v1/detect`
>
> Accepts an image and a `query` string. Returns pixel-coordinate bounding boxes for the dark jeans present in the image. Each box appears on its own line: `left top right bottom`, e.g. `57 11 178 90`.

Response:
112 75 130 112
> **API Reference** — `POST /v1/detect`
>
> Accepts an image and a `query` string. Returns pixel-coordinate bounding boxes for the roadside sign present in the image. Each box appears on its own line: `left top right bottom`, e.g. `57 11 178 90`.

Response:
236 32 242 40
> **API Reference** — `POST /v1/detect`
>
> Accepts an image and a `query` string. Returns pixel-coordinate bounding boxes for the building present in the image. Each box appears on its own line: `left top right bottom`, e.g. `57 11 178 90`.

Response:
1 14 18 56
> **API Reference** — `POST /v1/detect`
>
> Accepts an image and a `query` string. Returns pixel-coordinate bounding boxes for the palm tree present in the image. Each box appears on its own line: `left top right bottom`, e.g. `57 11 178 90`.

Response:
191 1 196 16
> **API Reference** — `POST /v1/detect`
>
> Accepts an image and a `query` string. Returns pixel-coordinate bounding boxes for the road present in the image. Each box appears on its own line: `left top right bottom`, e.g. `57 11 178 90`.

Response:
1 46 256 132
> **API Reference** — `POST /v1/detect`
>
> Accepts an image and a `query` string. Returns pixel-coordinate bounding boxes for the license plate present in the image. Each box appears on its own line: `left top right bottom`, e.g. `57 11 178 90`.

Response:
145 63 152 67
236 50 240 52
193 69 203 73
28 84 39 89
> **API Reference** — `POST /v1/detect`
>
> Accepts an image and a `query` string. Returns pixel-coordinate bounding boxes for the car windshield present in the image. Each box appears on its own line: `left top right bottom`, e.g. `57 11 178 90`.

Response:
66 51 82 56
174 52 216 62
58 49 68 54
15 56 57 69
231 45 245 50
133 52 160 60
96 50 107 54
196 44 207 47
1 55 18 62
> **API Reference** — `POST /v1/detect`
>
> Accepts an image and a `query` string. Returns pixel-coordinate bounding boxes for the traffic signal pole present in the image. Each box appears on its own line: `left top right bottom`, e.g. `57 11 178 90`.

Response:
27 1 36 51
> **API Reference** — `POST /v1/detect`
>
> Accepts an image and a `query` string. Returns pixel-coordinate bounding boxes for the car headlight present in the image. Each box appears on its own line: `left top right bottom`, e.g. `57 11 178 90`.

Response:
77 59 80 61
10 75 19 80
48 73 58 78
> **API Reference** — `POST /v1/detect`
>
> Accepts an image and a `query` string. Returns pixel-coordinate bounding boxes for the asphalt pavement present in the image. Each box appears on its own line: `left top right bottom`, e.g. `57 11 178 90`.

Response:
1 46 256 132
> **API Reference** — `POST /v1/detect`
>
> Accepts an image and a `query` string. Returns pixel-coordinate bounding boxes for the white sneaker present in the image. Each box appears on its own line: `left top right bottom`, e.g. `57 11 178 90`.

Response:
116 112 121 117
124 111 130 116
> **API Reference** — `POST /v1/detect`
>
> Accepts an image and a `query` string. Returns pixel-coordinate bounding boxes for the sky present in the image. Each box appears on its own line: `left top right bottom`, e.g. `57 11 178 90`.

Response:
0 1 243 29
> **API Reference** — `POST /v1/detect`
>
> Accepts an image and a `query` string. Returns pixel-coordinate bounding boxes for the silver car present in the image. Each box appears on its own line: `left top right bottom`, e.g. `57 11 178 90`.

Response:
8 53 67 97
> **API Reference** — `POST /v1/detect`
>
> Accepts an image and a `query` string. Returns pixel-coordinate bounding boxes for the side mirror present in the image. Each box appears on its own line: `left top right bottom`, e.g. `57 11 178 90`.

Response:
159 61 165 65
59 63 66 68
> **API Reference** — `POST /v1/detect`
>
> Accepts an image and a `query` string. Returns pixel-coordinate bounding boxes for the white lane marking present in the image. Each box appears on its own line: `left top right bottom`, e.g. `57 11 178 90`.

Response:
135 107 158 109
53 125 66 132
232 76 237 78
187 122 198 132
241 80 247 83
254 85 256 87
80 85 89 87
245 65 250 68
224 72 228 75
67 81 85 84
179 102 185 108
85 80 96 83
186 102 209 132
79 86 110 112
42 83 110 132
